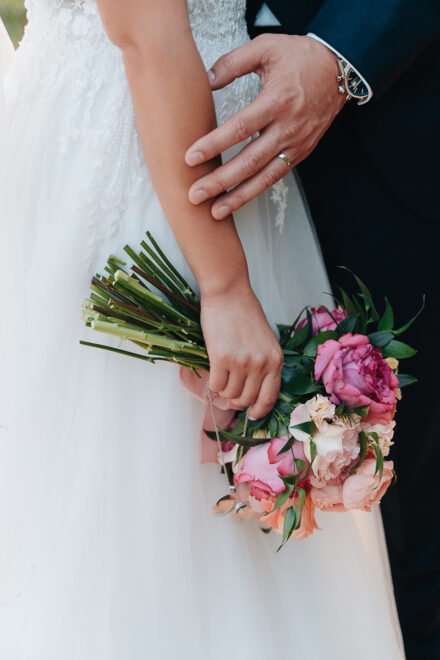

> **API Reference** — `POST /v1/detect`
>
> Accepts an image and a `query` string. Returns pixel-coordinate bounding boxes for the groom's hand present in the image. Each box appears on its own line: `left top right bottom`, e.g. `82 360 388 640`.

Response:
185 35 346 219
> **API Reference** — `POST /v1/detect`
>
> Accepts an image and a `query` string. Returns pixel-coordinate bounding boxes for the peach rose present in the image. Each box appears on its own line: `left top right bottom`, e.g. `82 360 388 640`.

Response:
310 483 346 511
260 494 319 540
342 457 394 511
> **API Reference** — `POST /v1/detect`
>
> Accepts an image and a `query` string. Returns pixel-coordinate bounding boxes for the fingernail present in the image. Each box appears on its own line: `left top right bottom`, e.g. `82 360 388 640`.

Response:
208 69 216 83
215 204 230 219
249 416 257 421
193 189 208 203
187 151 204 166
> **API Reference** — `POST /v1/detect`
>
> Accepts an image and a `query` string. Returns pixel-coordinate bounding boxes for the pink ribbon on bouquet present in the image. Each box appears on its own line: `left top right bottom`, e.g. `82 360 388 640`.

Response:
179 367 236 464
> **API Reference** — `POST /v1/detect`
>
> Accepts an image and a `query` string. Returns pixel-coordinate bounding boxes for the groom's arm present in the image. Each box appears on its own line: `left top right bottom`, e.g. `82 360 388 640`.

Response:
185 0 440 219
306 0 440 96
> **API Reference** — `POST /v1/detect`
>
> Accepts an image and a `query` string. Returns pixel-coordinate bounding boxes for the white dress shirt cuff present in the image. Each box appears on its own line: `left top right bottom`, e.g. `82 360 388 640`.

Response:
307 33 373 105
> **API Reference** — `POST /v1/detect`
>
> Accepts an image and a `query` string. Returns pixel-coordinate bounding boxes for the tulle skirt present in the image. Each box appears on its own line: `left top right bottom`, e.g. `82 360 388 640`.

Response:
0 19 404 660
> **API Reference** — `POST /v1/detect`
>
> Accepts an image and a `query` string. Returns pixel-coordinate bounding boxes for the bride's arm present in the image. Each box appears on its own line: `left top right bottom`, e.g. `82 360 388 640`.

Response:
96 0 283 418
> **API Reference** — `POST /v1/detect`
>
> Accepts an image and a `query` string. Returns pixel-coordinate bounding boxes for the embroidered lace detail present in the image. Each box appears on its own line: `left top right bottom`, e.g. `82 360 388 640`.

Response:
9 0 284 265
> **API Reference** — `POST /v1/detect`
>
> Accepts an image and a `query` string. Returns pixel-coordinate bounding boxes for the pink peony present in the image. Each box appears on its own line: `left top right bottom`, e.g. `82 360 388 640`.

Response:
315 334 399 421
342 457 394 511
234 437 309 501
310 483 346 511
296 307 346 336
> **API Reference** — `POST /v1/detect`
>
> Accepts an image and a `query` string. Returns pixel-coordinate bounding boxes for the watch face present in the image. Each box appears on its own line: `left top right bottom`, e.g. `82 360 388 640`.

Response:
345 69 368 99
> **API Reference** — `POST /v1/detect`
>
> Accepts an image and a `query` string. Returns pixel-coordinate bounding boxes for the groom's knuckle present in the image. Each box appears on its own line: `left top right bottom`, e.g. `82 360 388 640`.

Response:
234 116 252 141
283 122 297 144
243 152 263 173
263 169 280 188
277 89 295 113
215 172 229 193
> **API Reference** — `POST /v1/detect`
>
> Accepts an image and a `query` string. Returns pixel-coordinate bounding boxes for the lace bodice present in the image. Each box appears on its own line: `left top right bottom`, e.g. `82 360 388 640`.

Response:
6 1 285 267
23 0 251 88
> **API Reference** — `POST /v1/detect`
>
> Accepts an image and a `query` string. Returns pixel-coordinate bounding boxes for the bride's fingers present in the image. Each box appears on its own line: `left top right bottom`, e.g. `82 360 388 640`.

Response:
185 93 274 167
229 373 263 412
211 147 297 220
249 371 281 420
219 370 247 401
209 365 229 394
188 129 279 205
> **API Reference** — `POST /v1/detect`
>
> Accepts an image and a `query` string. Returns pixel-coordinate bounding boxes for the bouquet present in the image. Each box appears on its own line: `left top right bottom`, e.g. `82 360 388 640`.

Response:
81 232 423 548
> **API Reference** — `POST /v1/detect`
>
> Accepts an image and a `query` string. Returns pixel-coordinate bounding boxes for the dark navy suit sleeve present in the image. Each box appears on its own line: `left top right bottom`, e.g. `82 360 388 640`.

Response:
306 0 440 96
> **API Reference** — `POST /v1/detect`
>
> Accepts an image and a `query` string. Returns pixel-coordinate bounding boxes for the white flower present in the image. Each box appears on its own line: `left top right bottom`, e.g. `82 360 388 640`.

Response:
289 397 360 484
362 421 396 457
306 394 336 432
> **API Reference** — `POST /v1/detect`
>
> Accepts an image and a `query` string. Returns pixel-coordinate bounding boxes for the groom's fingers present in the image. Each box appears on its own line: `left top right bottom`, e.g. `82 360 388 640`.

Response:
185 93 273 167
210 147 297 220
188 128 279 205
207 36 268 91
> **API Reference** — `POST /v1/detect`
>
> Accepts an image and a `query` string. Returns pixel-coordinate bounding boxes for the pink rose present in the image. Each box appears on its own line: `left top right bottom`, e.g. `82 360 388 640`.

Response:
267 436 309 480
342 457 394 511
310 483 346 511
235 437 309 501
315 333 399 420
296 307 346 336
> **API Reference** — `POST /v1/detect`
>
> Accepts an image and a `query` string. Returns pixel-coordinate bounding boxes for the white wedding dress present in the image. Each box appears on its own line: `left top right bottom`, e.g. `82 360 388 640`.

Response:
0 2 404 658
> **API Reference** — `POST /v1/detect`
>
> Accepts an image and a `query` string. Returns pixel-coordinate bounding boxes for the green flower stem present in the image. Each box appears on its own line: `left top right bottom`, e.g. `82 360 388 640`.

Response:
90 318 208 358
145 231 199 302
131 264 200 316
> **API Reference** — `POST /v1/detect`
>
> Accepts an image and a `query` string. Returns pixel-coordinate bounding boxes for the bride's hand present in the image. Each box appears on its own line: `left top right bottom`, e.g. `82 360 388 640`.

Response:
201 284 283 420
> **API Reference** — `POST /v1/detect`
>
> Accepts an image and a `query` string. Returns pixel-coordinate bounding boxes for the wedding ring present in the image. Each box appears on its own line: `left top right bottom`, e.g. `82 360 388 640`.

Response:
213 494 236 516
276 152 292 169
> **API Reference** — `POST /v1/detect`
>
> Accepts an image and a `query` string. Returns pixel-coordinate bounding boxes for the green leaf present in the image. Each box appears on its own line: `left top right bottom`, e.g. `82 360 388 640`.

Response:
336 314 359 335
338 266 380 321
277 436 294 455
287 322 310 350
273 484 294 512
348 405 370 418
368 331 394 348
350 431 368 474
204 428 269 448
268 415 278 438
304 440 317 479
372 443 384 483
335 285 357 318
393 295 426 335
303 330 339 358
382 340 417 359
290 421 316 436
281 506 296 546
297 486 307 510
378 297 394 331
281 359 321 395
397 373 418 388
335 401 348 417
294 458 306 476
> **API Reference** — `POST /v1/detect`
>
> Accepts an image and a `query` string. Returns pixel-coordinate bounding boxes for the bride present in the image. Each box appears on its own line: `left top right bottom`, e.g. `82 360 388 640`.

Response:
0 1 404 658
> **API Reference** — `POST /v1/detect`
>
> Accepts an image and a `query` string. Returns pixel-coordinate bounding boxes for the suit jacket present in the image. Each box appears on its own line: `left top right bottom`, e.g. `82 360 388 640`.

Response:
246 1 440 221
